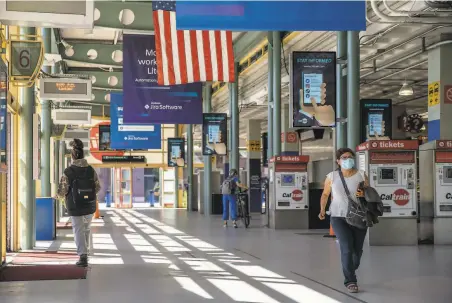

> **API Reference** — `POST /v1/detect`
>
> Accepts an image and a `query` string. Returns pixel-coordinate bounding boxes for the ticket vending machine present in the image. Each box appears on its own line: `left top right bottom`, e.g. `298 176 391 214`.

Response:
268 155 310 229
419 140 452 244
356 140 418 245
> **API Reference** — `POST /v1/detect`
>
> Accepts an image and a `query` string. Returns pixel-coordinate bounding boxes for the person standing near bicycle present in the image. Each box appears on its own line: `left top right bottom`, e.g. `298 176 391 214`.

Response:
221 169 248 228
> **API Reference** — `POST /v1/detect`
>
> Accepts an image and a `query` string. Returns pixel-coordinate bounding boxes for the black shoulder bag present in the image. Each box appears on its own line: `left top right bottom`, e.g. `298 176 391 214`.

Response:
337 169 368 230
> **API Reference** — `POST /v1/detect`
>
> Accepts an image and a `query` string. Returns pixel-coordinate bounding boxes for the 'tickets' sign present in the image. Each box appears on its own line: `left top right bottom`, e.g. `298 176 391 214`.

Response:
381 189 410 206
357 140 419 151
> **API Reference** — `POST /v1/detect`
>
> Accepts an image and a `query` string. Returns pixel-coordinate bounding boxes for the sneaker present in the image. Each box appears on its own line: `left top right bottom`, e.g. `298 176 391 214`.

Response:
223 222 228 228
233 222 238 228
76 254 88 267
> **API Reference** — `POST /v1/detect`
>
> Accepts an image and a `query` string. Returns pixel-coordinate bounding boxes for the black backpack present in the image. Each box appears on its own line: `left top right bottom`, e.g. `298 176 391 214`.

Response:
69 166 96 205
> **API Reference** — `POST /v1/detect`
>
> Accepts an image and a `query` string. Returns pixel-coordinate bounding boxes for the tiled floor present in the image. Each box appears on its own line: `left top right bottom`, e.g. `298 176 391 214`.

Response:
1 209 452 303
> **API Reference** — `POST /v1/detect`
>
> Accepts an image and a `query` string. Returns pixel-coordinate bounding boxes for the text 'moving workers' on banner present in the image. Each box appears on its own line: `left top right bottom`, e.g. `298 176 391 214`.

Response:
122 34 203 125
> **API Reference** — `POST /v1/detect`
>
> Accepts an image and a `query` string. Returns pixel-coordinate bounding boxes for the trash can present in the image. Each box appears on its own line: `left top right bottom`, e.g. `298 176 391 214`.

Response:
36 197 56 241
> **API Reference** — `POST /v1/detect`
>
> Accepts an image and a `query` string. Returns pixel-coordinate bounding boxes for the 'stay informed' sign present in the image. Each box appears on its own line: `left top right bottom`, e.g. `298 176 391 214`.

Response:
122 34 202 125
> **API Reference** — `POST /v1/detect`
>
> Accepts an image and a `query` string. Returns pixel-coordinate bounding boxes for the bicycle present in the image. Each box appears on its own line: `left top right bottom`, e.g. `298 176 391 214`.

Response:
236 189 250 228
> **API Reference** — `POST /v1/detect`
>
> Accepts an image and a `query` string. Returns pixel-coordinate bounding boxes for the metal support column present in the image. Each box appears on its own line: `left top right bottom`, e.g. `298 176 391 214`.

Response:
272 31 281 156
54 139 60 220
267 32 274 158
59 140 66 217
187 124 194 211
203 84 212 215
174 124 179 208
231 63 239 171
19 27 36 249
336 31 347 148
228 83 232 165
347 31 360 150
40 28 51 197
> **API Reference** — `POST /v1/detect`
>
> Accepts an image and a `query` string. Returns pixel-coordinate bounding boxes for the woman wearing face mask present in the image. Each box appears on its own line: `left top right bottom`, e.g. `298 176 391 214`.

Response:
319 148 369 293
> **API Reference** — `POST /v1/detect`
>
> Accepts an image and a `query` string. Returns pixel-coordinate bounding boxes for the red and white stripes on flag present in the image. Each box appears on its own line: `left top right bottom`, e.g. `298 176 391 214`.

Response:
153 9 235 86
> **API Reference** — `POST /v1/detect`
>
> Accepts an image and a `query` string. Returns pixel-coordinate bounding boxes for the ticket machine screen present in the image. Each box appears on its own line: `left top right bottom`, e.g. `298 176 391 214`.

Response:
381 168 395 180
377 167 398 185
443 166 452 184
281 174 295 187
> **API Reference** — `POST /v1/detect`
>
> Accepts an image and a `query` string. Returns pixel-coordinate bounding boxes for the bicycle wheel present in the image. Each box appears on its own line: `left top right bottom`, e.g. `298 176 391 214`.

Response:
241 203 250 228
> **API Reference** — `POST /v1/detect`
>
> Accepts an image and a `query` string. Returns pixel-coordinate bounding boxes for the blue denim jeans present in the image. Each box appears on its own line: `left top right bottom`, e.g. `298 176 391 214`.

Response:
330 217 367 286
222 194 237 221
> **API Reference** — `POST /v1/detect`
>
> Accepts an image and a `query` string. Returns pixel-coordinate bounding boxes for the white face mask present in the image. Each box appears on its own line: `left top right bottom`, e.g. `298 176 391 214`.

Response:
341 158 355 169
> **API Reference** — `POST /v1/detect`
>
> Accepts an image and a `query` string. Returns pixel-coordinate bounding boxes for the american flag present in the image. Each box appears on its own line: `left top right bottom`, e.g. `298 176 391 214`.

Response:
152 1 235 86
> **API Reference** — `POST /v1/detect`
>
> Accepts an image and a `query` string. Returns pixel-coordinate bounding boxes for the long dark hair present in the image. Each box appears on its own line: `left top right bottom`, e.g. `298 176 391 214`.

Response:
70 138 84 160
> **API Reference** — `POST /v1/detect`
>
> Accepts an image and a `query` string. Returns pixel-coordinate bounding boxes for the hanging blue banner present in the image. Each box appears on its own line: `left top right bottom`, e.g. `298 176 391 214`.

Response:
110 93 162 150
176 1 366 31
122 34 203 124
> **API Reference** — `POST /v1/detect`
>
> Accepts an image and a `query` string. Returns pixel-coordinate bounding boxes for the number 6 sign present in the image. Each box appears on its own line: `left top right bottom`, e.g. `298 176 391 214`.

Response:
8 33 44 87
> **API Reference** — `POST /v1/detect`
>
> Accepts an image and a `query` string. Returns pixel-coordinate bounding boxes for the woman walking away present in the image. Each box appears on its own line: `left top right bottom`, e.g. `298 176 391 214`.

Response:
57 139 101 267
319 148 369 293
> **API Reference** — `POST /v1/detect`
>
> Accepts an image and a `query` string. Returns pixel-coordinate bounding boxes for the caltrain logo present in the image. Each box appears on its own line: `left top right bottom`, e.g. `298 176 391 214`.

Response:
282 189 303 201
446 193 452 199
380 189 410 206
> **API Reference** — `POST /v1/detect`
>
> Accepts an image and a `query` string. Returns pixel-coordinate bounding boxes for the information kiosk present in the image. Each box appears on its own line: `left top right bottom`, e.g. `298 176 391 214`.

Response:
419 140 452 244
268 155 310 229
356 140 418 245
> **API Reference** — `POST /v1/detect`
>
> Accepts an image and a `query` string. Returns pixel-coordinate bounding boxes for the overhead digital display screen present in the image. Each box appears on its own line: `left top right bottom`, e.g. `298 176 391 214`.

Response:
290 51 337 128
43 82 88 95
39 78 92 101
202 113 227 156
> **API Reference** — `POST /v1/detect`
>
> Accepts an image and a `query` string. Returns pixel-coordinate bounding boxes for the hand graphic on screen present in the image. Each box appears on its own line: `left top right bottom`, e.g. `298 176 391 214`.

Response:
176 158 185 167
206 131 224 154
299 83 335 126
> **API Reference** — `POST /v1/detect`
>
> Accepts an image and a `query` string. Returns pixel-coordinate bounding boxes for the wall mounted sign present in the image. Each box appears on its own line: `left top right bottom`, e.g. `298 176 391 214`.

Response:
247 140 261 152
262 132 268 167
167 138 186 167
110 93 161 150
39 78 92 101
428 81 440 107
8 35 43 87
360 99 392 143
290 51 336 128
122 34 203 124
202 113 227 156
89 122 125 162
403 114 424 134
176 1 366 31
102 155 146 163
98 124 111 151
444 85 452 104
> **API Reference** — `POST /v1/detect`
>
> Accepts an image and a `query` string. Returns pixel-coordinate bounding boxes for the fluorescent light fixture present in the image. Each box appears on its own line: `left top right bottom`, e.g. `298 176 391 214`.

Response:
399 82 413 96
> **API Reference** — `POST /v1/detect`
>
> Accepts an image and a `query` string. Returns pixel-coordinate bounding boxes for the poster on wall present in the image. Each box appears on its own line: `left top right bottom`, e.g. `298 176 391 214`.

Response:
290 51 336 128
167 138 186 167
122 34 203 125
110 93 162 150
202 113 227 156
360 99 392 142
262 132 268 167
